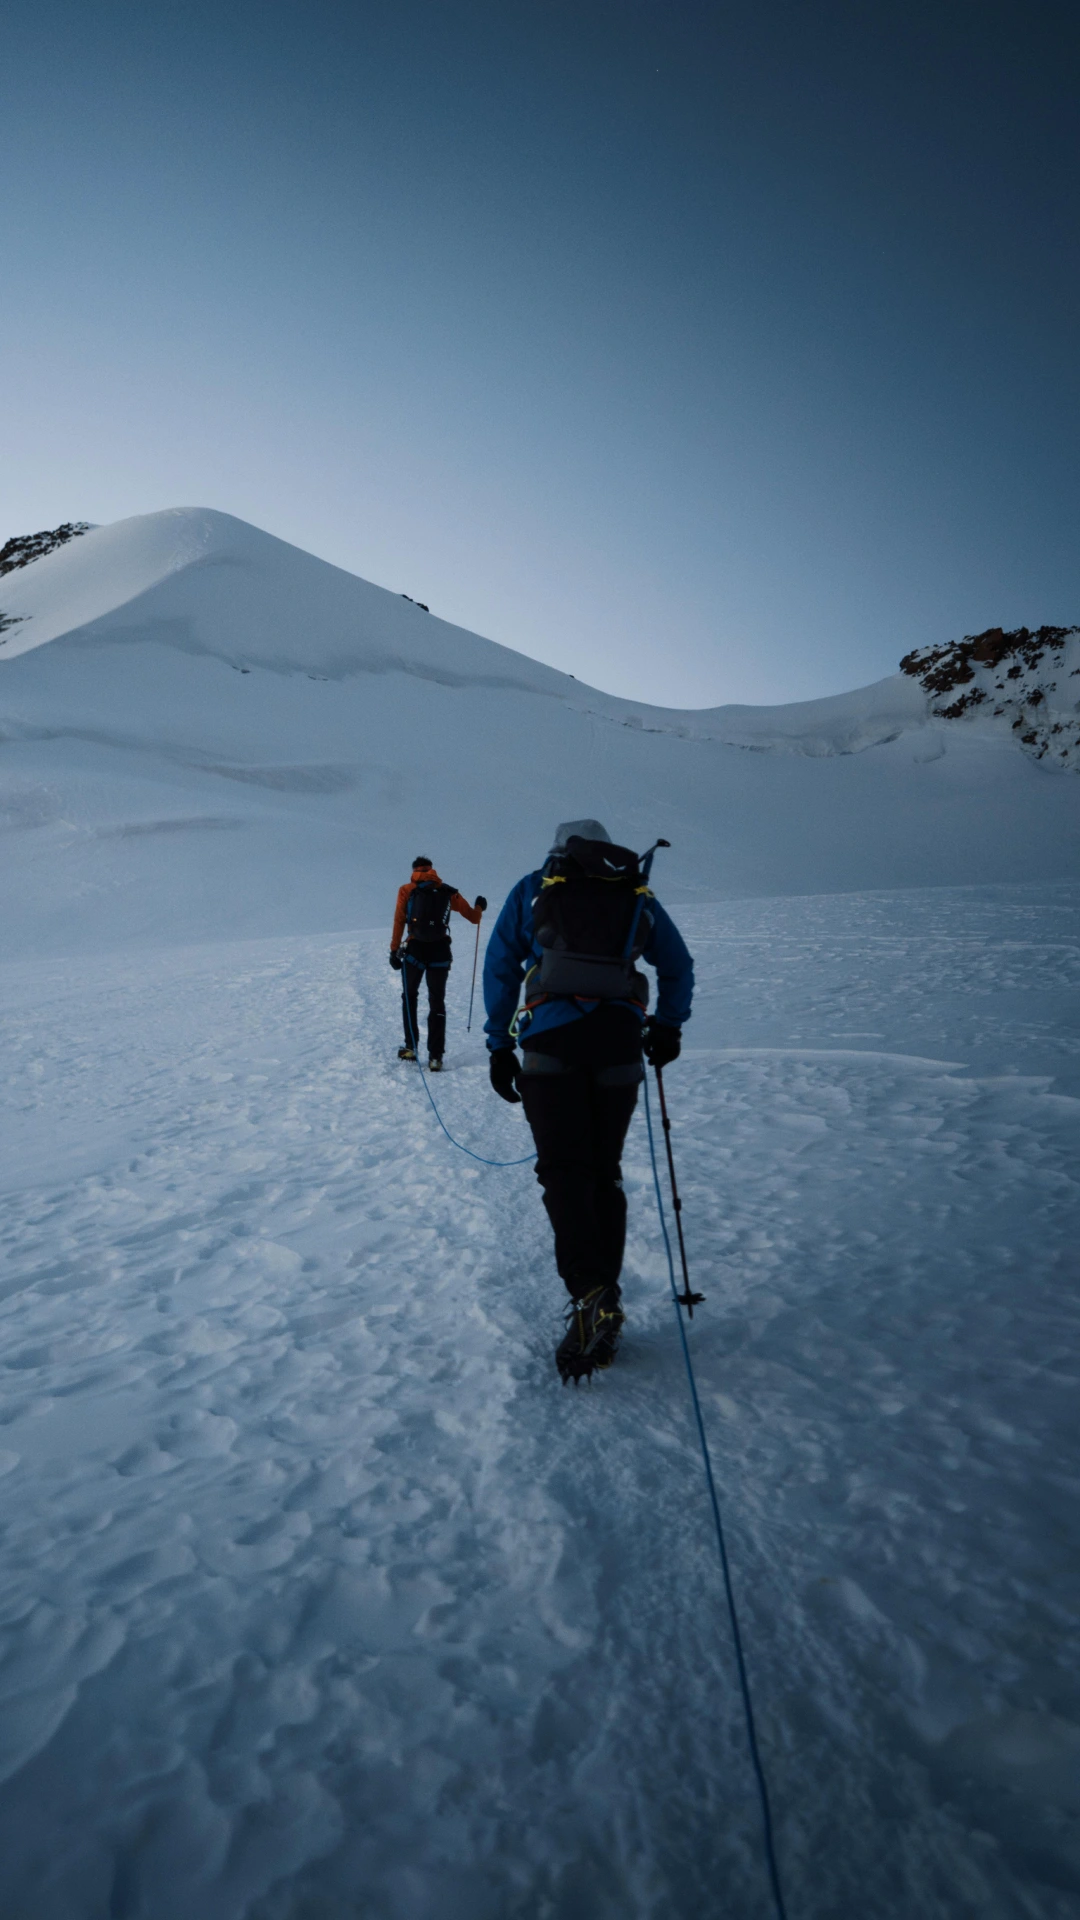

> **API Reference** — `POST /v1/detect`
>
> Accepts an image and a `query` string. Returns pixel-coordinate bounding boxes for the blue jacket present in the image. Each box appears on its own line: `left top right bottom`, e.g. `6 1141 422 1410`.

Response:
483 870 694 1051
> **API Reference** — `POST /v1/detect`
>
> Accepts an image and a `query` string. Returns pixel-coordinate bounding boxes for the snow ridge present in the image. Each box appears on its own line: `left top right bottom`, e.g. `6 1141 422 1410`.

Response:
0 508 927 754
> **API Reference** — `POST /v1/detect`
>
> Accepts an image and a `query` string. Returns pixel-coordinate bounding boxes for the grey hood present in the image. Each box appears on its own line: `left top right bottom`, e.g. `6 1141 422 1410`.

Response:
548 818 612 856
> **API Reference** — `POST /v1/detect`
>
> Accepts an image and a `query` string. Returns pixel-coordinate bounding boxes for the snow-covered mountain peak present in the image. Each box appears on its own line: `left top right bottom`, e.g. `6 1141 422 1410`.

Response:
0 507 598 703
0 506 931 755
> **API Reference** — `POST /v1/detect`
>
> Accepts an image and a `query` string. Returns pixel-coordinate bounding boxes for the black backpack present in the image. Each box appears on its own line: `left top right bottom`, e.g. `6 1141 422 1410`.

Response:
527 836 654 1009
406 879 455 942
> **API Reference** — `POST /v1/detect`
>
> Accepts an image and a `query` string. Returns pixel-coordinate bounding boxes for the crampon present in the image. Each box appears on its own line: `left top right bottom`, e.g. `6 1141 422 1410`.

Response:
556 1285 625 1385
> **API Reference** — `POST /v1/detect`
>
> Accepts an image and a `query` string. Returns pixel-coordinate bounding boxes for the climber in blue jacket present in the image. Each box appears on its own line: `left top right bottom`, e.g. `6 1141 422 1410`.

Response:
484 818 693 1382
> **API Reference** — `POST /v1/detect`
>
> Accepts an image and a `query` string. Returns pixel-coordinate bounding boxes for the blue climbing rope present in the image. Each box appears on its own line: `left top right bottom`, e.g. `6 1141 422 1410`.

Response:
400 975 535 1168
643 1071 789 1920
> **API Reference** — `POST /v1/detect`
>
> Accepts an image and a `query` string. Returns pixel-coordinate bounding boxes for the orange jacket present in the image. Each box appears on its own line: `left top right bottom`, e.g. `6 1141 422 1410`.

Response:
392 867 482 949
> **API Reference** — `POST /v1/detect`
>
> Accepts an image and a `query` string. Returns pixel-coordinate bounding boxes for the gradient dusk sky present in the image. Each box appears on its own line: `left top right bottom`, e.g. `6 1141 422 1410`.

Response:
2 0 1077 705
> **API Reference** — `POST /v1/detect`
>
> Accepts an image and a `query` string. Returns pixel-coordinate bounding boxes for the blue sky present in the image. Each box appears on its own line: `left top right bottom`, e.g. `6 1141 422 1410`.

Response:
1 0 1077 705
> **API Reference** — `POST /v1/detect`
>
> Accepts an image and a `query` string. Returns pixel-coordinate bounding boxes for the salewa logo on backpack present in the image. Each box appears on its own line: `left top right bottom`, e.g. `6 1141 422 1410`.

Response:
527 836 654 1010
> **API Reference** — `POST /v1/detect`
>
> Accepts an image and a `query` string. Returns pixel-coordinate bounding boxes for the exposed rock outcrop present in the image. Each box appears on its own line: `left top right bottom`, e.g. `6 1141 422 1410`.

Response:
901 625 1080 770
0 522 91 578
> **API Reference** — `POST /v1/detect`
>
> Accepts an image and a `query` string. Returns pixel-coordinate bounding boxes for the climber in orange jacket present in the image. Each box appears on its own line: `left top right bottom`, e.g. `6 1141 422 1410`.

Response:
390 857 486 1069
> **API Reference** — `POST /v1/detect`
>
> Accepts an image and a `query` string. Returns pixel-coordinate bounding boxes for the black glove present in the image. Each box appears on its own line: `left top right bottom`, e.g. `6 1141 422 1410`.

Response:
389 949 403 972
489 1047 521 1103
475 895 488 912
642 1019 681 1068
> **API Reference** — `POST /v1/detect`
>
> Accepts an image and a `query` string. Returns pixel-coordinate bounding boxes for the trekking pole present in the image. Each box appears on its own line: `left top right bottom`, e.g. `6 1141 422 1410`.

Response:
654 1066 705 1315
466 916 482 1032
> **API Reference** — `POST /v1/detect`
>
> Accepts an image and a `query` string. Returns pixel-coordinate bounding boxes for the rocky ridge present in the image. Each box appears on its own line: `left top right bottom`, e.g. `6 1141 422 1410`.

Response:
0 524 92 640
901 624 1080 771
0 523 91 578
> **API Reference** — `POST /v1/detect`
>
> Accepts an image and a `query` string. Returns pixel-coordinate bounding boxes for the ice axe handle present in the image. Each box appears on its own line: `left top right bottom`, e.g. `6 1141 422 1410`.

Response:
639 836 670 881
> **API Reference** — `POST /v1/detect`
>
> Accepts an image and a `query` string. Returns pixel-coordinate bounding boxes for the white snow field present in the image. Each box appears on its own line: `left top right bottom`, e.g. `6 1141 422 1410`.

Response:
2 512 1080 1918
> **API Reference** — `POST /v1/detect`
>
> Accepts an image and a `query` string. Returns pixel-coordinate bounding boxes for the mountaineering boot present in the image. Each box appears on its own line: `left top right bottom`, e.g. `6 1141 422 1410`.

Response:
556 1285 625 1384
428 1057 444 1072
398 1045 417 1062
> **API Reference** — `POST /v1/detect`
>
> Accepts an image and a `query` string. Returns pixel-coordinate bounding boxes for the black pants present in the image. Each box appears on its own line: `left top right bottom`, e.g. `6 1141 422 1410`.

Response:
520 1036 642 1299
402 953 449 1058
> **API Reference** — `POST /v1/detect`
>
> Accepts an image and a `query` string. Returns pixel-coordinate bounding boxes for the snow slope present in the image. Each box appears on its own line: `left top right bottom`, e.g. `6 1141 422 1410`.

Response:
1 511 1079 1917
1 895 1078 1918
1 509 1078 958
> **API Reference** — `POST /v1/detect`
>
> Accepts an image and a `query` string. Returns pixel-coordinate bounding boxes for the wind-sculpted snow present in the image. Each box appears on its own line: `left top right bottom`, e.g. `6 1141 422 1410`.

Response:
0 889 1077 1916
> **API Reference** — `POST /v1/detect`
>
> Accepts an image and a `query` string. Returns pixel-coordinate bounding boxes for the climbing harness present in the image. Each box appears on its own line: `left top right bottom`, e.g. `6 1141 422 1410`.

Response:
643 1070 788 1920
